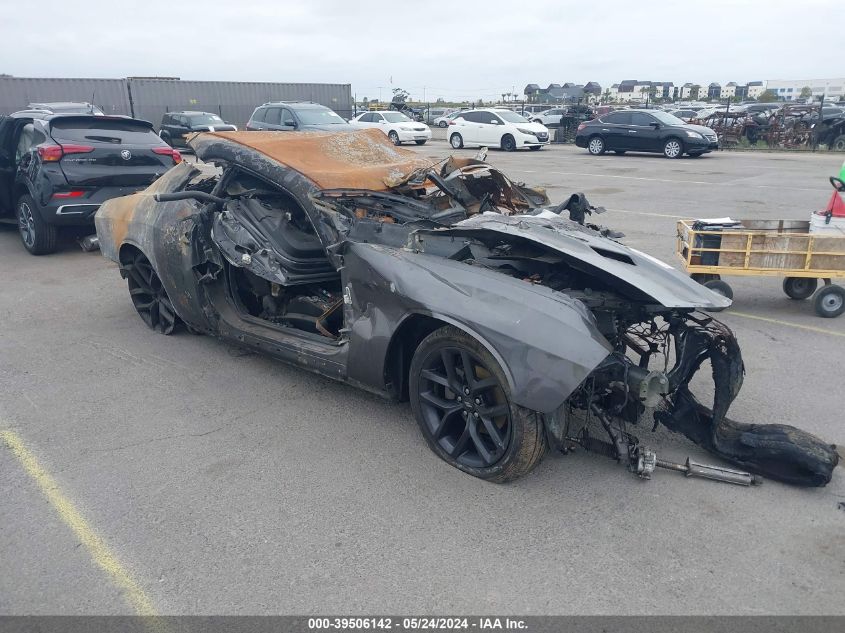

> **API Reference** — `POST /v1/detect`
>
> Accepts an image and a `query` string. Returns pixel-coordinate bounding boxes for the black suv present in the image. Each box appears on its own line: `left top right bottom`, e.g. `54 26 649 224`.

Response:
159 111 237 148
575 109 719 158
0 113 181 254
246 102 354 131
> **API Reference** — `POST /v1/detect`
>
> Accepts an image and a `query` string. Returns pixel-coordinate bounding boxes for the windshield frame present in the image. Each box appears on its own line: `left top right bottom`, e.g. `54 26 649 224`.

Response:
295 107 347 126
648 110 688 126
382 112 412 123
188 114 225 126
494 110 529 124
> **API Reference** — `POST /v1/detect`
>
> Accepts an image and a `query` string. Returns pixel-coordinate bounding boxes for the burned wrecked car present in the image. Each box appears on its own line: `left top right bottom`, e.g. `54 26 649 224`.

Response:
94 129 839 487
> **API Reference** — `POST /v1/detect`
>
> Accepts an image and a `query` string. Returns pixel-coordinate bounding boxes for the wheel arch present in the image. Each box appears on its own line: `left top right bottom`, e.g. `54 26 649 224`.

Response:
383 311 516 402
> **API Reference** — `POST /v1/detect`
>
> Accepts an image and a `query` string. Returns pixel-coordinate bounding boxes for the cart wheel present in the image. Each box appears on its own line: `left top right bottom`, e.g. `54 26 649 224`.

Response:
703 279 732 312
782 277 818 300
691 273 720 284
813 285 845 318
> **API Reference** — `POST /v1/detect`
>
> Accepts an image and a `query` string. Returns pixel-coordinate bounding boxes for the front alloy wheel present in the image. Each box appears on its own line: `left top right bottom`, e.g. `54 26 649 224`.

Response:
409 326 546 482
388 131 401 145
588 136 605 155
663 138 683 158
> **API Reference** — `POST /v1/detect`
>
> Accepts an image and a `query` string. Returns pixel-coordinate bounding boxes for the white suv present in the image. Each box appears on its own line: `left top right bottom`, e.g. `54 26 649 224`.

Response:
349 111 432 145
447 109 550 151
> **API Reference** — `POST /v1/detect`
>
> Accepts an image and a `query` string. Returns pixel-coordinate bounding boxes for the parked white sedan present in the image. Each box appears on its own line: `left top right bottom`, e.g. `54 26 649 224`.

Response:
447 108 550 151
349 111 432 145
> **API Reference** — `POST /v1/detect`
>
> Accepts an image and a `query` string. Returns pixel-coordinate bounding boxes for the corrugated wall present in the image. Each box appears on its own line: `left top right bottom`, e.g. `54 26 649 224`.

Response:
128 79 353 128
0 77 131 116
0 77 353 127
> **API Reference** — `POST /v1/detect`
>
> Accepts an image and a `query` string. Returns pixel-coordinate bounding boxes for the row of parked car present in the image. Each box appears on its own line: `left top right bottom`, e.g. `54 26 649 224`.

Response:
0 96 729 256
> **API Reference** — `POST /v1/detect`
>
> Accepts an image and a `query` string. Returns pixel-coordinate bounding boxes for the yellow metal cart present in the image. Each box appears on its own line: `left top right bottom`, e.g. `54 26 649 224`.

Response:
676 219 845 318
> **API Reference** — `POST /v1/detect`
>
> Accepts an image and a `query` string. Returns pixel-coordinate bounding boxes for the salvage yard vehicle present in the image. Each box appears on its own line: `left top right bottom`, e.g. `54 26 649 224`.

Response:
246 102 353 132
433 111 463 128
159 111 237 148
576 109 719 158
0 112 181 254
448 109 549 151
349 111 432 145
95 129 838 487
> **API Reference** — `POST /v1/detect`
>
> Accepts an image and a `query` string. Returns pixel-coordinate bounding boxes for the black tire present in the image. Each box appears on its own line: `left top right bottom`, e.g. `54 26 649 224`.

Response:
663 137 684 159
438 121 448 128
449 133 463 149
529 145 542 151
501 134 516 152
813 285 845 318
388 131 401 145
409 326 546 482
783 277 818 300
587 135 605 155
123 250 180 334
614 150 626 155
831 135 845 152
415 140 427 145
703 279 732 312
17 194 58 255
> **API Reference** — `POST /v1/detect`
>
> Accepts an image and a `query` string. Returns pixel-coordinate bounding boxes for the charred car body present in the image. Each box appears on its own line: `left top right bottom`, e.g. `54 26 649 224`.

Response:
95 129 838 486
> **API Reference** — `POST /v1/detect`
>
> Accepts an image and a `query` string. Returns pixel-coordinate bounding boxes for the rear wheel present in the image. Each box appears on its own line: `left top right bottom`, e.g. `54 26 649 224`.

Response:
388 131 401 145
813 285 845 318
587 136 605 155
783 277 818 300
449 133 464 149
438 121 448 128
501 134 516 152
663 138 683 158
831 135 845 152
124 250 179 334
17 194 58 255
409 326 546 482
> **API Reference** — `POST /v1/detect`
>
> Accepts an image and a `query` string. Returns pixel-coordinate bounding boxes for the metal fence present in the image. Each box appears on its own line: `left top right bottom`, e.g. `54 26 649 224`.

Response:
0 77 353 127
127 79 353 127
0 77 131 116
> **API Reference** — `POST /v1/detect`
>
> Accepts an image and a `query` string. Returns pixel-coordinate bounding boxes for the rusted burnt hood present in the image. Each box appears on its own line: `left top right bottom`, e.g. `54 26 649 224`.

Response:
415 213 731 310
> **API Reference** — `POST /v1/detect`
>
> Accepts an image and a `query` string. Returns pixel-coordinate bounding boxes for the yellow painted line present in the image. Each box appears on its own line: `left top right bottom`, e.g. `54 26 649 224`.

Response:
0 429 158 617
729 311 845 338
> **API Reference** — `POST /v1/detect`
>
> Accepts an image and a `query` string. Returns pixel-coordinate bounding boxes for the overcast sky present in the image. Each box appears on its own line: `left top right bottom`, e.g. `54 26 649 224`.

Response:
1 0 841 102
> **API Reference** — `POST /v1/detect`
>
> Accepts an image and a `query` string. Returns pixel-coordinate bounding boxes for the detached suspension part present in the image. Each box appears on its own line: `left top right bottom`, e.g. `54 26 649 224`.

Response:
572 409 760 487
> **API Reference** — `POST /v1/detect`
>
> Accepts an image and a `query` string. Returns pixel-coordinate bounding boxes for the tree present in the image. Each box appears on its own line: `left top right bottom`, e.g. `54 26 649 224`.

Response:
690 85 701 100
758 89 779 102
391 87 409 104
362 97 369 105
800 86 812 99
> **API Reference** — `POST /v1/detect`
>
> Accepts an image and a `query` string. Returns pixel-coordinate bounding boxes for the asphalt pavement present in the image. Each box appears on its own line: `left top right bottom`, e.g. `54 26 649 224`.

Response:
1 143 843 616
